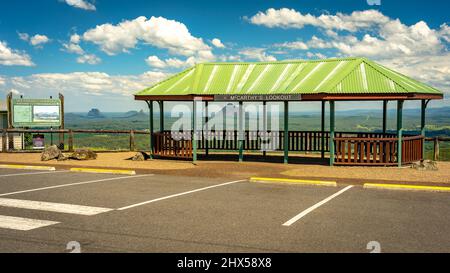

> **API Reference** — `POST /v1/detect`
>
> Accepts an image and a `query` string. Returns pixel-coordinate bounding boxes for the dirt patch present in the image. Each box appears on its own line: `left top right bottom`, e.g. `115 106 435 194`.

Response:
280 162 450 184
0 152 194 171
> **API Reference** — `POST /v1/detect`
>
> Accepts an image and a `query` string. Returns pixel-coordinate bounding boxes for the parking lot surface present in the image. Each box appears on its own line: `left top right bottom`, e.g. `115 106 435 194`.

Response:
0 168 449 253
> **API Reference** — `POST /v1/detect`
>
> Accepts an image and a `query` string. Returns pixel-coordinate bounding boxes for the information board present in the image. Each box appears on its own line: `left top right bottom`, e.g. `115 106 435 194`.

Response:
12 98 62 127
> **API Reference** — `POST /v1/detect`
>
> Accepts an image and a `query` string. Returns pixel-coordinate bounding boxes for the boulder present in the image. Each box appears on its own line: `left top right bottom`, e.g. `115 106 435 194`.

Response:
41 145 62 161
57 153 71 161
69 149 97 160
411 160 438 171
129 151 150 161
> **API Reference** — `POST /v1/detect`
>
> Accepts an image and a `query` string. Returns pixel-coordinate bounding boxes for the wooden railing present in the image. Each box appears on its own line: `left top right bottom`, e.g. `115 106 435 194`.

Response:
1 129 150 152
334 135 424 166
1 128 446 164
153 131 192 158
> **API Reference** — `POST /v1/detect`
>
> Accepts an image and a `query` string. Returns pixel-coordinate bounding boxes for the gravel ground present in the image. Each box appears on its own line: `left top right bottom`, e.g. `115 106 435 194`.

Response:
0 152 448 184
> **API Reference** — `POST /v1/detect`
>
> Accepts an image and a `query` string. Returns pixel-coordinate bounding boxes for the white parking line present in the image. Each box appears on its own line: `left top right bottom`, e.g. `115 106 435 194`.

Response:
0 170 69 178
0 215 59 231
282 185 354 227
0 174 153 197
118 179 246 211
0 198 112 216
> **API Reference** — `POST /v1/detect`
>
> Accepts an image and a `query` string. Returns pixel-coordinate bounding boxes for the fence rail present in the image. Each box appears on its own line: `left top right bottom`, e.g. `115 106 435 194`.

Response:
0 129 448 162
1 129 150 153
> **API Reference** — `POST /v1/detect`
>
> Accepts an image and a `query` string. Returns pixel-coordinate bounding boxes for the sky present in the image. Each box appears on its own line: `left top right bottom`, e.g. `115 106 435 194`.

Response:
0 0 449 112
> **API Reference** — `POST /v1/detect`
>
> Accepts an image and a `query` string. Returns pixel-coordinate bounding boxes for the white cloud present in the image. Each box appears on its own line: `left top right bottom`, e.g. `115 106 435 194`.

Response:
70 33 81 44
9 89 21 95
0 76 5 86
77 54 101 65
62 42 85 55
145 55 199 69
5 71 170 98
212 38 225 48
333 20 443 58
239 48 277 62
64 0 96 11
438 23 450 43
145 56 167 68
82 16 214 61
306 52 326 59
18 33 51 48
18 33 29 42
249 8 389 32
275 41 308 50
0 41 34 66
30 34 50 46
380 53 450 92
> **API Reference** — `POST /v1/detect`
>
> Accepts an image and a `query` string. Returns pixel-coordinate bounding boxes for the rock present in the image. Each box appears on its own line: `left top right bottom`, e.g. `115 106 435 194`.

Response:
129 151 150 161
411 160 438 171
41 145 62 161
69 149 97 160
57 153 71 161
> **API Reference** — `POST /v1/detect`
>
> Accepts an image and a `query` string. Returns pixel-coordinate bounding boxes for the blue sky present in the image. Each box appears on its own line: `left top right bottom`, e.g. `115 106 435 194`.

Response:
0 0 449 112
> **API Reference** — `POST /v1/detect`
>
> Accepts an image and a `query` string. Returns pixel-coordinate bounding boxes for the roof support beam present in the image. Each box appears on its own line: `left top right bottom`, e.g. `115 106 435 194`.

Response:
284 101 289 164
205 101 209 157
146 101 154 159
321 101 326 159
329 101 335 166
238 101 244 162
262 101 267 157
421 99 431 160
192 100 198 164
158 101 164 132
397 100 404 167
382 100 388 134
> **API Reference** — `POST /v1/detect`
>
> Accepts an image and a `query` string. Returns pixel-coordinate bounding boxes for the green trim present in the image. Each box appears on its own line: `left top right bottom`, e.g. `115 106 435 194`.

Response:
238 101 244 162
192 100 197 164
148 101 154 159
382 100 388 133
397 100 404 167
284 101 289 164
329 101 335 166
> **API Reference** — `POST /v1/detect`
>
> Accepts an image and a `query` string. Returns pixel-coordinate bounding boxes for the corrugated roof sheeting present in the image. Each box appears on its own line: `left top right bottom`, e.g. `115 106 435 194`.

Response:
136 57 443 96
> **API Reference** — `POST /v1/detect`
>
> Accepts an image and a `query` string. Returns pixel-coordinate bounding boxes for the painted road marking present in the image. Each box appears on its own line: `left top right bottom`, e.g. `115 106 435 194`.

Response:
0 198 112 216
0 215 59 231
70 168 136 175
250 177 337 187
364 183 450 193
118 179 246 211
0 164 56 171
282 185 354 226
0 174 153 197
0 170 69 178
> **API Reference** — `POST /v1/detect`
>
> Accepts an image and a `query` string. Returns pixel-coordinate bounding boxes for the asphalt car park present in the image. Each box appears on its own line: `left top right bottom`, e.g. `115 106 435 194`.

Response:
0 168 449 253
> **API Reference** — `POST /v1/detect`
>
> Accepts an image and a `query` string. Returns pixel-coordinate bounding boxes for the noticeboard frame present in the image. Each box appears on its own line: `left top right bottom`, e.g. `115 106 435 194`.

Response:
11 98 62 128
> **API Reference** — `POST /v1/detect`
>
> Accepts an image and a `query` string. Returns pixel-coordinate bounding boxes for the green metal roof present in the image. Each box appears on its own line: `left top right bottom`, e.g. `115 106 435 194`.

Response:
135 57 443 96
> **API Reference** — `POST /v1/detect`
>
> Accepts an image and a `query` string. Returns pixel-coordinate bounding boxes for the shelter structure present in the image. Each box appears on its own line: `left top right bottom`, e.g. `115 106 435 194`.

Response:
135 57 443 166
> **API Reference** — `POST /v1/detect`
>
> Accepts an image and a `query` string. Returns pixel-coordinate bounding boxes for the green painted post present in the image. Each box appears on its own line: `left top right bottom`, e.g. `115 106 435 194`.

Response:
420 99 427 160
382 100 388 134
397 100 404 167
329 101 335 166
262 101 267 157
192 100 197 164
159 101 164 132
321 101 325 159
238 101 244 162
284 101 289 164
205 101 209 157
147 101 154 159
